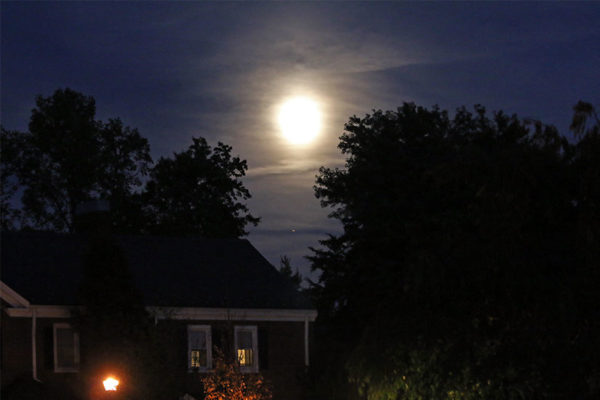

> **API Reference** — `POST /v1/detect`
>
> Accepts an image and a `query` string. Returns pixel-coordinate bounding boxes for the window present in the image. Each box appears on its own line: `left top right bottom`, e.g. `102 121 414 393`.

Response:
188 325 212 371
53 323 79 373
234 325 258 373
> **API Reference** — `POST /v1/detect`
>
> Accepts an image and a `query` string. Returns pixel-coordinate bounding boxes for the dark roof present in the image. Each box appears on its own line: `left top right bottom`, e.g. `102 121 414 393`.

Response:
1 231 312 309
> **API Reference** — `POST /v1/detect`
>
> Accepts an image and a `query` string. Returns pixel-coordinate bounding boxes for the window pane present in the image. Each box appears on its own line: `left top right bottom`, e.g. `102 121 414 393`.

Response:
189 328 209 369
189 330 206 349
56 327 77 369
237 348 253 366
237 330 253 349
191 349 207 368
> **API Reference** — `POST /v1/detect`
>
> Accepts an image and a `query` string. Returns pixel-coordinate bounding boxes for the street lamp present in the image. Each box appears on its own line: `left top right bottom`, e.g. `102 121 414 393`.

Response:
103 376 119 391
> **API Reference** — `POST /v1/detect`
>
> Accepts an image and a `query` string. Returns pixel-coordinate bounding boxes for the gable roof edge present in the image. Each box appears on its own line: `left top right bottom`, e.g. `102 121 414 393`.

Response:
0 280 30 308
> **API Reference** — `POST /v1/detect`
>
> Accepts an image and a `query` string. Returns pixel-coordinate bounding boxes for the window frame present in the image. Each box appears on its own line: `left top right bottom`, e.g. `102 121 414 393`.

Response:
187 325 212 372
53 322 80 373
234 325 259 373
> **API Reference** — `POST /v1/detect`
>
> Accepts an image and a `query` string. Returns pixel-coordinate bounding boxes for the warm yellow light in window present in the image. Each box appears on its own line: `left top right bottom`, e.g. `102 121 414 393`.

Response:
191 349 207 368
103 376 119 391
237 349 253 366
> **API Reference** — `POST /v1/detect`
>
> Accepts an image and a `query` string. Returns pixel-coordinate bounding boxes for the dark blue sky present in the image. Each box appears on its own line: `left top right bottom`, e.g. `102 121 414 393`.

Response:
2 2 599 279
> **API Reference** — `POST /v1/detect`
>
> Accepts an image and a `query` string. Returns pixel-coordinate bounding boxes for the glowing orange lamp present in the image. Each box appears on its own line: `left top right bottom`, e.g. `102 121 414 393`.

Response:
103 376 119 391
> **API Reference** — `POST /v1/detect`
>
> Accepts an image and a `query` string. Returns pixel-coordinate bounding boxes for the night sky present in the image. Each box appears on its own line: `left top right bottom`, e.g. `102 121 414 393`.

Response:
2 2 599 280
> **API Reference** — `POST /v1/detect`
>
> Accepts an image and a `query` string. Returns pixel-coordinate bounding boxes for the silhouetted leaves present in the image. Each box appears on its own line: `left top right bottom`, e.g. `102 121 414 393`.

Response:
278 255 303 288
76 235 174 400
2 88 152 232
1 127 23 230
202 350 272 400
2 89 259 238
310 102 600 399
143 137 259 238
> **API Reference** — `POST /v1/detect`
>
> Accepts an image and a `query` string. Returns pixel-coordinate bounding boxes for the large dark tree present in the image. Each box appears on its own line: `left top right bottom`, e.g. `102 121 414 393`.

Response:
3 89 260 237
278 255 303 288
1 127 23 230
143 137 259 237
3 88 152 231
309 103 600 399
76 233 174 400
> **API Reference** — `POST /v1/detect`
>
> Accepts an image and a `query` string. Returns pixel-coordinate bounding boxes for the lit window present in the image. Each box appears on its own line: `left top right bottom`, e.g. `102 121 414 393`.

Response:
53 323 79 373
234 326 258 373
188 325 212 371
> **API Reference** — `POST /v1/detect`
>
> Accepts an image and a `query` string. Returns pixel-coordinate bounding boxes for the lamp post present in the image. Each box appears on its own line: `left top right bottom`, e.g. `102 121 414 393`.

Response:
101 376 120 399
103 376 119 391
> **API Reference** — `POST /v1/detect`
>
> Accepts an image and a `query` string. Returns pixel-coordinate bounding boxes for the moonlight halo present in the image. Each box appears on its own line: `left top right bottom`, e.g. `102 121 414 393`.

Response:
278 97 321 145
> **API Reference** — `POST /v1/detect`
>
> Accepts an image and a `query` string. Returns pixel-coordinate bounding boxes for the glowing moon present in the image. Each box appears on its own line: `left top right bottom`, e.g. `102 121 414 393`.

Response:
278 97 321 144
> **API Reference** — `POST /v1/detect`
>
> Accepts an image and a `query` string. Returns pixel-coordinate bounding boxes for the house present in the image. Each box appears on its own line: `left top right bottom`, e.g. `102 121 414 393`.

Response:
1 230 316 400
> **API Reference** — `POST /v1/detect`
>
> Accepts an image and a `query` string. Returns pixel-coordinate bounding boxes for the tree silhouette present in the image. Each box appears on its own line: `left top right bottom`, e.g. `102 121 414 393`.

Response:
2 88 152 232
2 89 260 238
1 127 23 230
278 255 302 288
143 137 259 238
310 103 600 399
76 234 174 400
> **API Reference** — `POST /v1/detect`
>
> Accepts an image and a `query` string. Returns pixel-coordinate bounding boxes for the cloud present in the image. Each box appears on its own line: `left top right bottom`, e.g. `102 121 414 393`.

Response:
246 157 343 178
4 1 598 282
250 227 337 237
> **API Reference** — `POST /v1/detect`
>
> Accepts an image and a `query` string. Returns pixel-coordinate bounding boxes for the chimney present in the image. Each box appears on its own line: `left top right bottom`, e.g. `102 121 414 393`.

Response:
74 199 111 234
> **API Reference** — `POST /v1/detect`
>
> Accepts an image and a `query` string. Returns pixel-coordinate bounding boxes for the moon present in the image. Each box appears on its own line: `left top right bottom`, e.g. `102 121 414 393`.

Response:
278 97 321 145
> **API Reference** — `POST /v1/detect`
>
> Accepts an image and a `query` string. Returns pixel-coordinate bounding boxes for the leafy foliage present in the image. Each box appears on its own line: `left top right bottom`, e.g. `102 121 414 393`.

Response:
202 350 272 400
143 137 259 237
310 103 600 399
76 234 174 400
2 89 259 238
96 118 153 232
2 88 152 232
278 255 303 288
1 127 23 230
